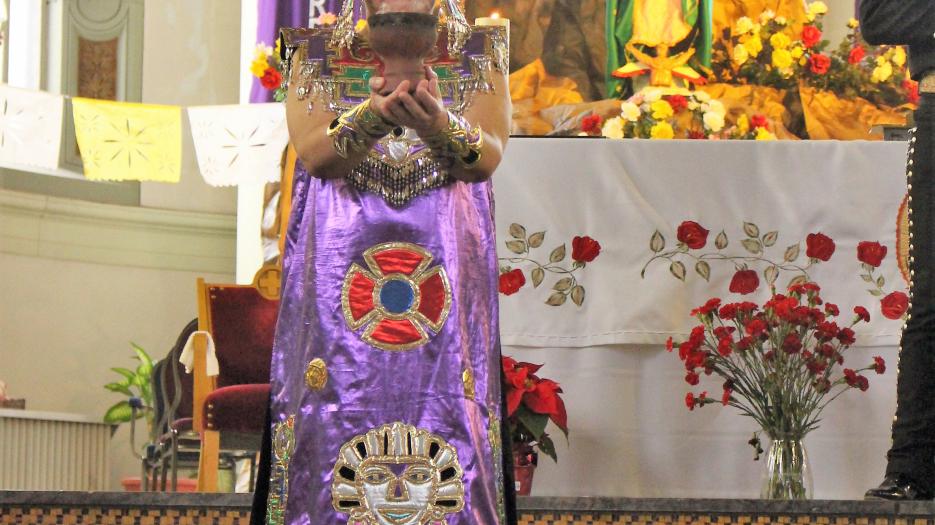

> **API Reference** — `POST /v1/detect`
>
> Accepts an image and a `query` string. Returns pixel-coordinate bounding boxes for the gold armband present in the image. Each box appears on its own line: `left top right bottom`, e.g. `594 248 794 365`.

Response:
421 112 483 169
327 100 396 159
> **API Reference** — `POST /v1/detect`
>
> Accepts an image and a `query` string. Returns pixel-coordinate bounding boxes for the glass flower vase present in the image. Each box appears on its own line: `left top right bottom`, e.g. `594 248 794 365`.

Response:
760 435 813 500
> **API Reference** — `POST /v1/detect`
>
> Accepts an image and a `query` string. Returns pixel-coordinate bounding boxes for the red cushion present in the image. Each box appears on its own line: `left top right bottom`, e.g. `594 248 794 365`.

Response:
207 286 278 388
202 384 270 434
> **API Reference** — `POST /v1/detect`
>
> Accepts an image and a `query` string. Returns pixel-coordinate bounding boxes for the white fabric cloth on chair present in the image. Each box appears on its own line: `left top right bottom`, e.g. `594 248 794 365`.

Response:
179 331 219 377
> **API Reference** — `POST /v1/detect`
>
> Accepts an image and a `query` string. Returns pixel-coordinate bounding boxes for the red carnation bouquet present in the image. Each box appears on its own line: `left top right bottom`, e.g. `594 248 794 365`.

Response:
502 356 568 464
671 282 885 498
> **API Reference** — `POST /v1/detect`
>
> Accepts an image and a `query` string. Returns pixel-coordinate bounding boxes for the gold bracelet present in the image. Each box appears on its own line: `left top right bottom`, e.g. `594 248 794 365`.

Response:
422 112 483 169
327 100 396 158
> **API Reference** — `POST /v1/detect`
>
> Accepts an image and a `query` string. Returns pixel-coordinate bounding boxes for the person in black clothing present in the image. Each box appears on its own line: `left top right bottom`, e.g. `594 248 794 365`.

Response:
860 0 935 501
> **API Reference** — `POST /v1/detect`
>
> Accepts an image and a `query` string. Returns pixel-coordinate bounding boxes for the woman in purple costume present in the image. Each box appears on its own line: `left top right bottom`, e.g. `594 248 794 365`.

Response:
250 1 515 524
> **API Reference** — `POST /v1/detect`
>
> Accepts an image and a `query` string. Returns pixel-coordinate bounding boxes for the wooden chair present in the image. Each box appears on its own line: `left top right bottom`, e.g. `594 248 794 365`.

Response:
193 264 281 492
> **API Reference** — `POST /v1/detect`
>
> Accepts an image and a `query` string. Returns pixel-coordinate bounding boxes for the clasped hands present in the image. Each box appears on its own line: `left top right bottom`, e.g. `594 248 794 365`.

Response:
369 66 448 138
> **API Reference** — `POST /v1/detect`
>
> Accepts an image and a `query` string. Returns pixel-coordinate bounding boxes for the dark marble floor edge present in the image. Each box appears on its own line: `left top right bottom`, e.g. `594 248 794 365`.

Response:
0 491 253 509
515 497 914 516
1 492 934 517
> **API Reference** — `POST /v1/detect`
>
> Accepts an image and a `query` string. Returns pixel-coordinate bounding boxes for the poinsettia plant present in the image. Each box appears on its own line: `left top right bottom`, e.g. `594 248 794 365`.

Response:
672 283 885 449
503 356 568 463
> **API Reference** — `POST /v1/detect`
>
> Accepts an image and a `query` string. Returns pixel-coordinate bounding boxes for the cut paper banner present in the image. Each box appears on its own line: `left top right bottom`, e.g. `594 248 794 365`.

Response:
72 98 182 183
187 103 288 187
0 85 65 171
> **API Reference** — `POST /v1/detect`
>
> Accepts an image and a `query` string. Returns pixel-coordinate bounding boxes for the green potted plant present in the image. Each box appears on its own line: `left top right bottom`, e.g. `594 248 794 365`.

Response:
103 343 155 491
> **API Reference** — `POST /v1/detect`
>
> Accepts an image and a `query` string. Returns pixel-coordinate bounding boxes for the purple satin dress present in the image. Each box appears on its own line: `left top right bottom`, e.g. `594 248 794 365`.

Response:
267 23 509 525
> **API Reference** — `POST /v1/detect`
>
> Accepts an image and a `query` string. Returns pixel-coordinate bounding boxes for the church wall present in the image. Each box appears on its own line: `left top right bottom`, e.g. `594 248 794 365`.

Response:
137 0 242 215
0 188 236 490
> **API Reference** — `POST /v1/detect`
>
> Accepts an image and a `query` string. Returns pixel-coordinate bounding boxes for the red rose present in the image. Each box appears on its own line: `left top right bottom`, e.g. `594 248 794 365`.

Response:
824 303 839 316
873 356 886 374
806 232 835 261
260 67 283 90
750 114 769 130
581 114 602 135
809 53 831 75
498 269 526 296
802 25 823 48
685 392 696 411
667 94 689 113
854 306 870 323
729 269 760 295
677 221 709 249
848 46 866 65
880 291 909 320
857 241 887 267
904 80 920 105
572 235 602 263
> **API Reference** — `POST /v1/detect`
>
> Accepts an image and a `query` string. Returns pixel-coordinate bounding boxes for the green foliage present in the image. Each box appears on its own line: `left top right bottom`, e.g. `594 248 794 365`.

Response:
102 343 154 429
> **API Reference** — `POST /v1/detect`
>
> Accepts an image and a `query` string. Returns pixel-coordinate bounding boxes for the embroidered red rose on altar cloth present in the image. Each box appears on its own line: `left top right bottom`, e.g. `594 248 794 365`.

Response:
806 232 835 261
571 236 602 264
677 221 709 250
857 241 887 268
880 291 909 320
341 242 451 351
499 268 526 296
729 269 760 295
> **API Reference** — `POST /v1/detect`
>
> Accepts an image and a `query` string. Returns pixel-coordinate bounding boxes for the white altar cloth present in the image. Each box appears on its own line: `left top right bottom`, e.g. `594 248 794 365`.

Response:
493 138 907 500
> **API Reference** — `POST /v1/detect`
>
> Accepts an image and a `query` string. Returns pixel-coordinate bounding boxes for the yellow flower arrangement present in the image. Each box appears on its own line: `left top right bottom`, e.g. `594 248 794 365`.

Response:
743 35 764 58
769 32 791 50
755 127 777 141
599 92 732 140
872 60 894 83
892 47 907 68
650 122 675 139
772 49 793 69
651 100 675 120
806 1 827 21
732 45 750 66
735 16 754 36
736 114 750 136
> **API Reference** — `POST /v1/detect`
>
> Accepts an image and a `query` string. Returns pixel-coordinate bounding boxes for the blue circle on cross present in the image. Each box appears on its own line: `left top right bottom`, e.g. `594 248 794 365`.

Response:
380 278 415 314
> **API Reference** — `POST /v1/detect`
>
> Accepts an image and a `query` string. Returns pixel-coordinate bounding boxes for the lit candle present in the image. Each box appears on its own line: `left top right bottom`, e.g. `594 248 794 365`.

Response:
475 11 510 42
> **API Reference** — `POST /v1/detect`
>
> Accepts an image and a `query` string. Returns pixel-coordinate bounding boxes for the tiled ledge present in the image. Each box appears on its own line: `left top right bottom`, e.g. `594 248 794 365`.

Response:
3 491 935 515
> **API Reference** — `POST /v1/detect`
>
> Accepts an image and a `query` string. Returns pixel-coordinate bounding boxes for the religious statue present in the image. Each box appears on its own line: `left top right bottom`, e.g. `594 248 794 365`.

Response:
607 0 713 93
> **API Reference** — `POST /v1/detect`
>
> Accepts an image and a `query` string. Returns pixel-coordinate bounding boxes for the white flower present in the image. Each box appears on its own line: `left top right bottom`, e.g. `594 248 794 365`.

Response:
759 10 776 24
643 89 663 103
620 102 642 122
692 91 711 103
706 100 727 116
602 117 625 139
703 111 725 132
